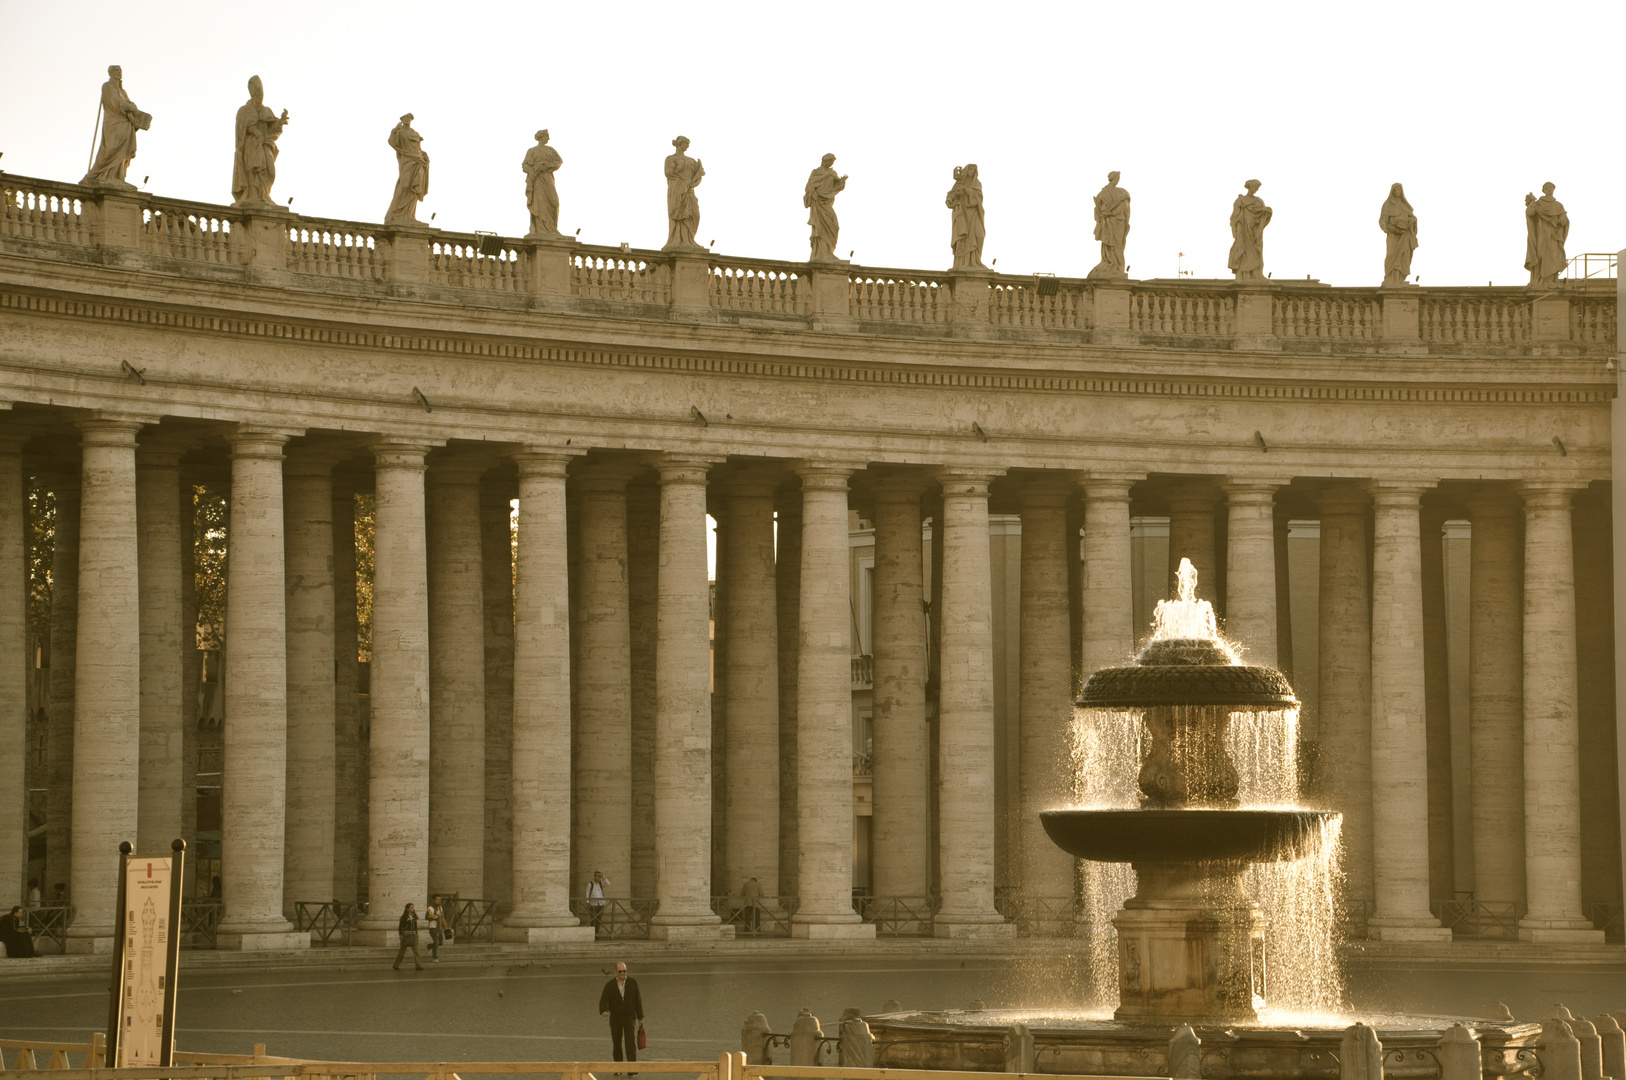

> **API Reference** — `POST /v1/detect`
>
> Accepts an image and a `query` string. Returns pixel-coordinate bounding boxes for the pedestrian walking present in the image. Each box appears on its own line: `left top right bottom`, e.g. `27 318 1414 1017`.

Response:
597 961 644 1064
392 903 424 971
585 871 610 936
1 906 35 958
424 896 447 961
25 879 40 909
741 877 763 933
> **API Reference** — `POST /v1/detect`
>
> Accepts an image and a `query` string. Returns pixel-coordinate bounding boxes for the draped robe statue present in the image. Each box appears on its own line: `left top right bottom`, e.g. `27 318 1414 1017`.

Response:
663 136 705 252
946 164 986 269
523 130 563 238
1087 171 1131 279
804 153 848 262
384 114 430 226
231 76 289 208
1525 182 1569 287
81 66 150 189
1378 183 1418 287
1227 179 1272 281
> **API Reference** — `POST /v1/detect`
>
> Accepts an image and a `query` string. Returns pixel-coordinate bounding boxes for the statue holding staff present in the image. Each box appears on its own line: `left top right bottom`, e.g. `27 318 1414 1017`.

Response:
384 113 430 226
1087 170 1131 280
804 153 848 262
1378 183 1417 287
663 135 705 252
1227 178 1272 281
522 129 563 238
946 163 985 269
231 75 289 208
81 65 150 189
1524 181 1569 287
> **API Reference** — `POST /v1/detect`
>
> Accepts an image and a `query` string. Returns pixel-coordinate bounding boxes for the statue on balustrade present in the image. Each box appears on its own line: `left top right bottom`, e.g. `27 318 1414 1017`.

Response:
663 135 705 252
81 65 151 189
384 114 430 227
1227 179 1272 281
1378 182 1417 287
522 130 563 238
1524 181 1569 288
945 163 986 269
804 153 848 262
231 76 290 209
1087 170 1131 280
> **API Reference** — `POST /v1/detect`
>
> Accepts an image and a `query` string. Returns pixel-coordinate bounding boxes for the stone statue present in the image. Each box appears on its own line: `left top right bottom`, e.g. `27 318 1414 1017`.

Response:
663 135 705 252
1227 179 1272 281
1087 170 1131 279
384 114 430 227
231 76 289 209
945 163 985 269
522 129 563 238
1525 181 1569 287
81 65 150 189
837 1009 874 1068
1379 182 1418 287
804 153 848 262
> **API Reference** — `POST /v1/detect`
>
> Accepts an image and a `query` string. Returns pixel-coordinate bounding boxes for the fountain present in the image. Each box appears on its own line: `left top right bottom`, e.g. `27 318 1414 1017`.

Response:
865 560 1542 1078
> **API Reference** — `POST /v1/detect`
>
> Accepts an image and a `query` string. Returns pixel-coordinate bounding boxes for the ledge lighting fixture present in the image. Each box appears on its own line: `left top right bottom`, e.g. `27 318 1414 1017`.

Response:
1553 436 1567 456
475 231 504 257
972 421 988 443
691 405 708 427
1255 431 1269 453
1033 273 1059 297
412 386 432 413
120 359 147 385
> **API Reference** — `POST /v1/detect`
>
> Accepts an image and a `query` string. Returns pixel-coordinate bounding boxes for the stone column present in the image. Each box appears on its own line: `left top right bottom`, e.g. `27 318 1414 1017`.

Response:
135 446 185 856
871 474 930 899
0 438 24 904
1274 506 1295 683
331 477 361 903
775 489 802 900
282 451 337 912
722 470 780 898
1366 482 1450 940
1167 485 1220 607
792 463 872 938
932 468 1014 937
1223 481 1282 666
480 476 516 905
1519 481 1603 941
500 450 592 942
1318 487 1374 910
66 418 146 952
1420 502 1456 906
1080 478 1137 676
46 465 79 903
649 456 724 939
426 460 487 899
352 440 435 946
179 469 201 877
1465 489 1525 909
218 428 305 950
627 479 659 898
1017 478 1075 899
572 462 638 899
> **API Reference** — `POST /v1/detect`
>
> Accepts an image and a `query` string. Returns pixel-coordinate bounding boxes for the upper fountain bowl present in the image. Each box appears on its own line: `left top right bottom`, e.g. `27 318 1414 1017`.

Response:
1040 808 1336 863
1077 641 1298 709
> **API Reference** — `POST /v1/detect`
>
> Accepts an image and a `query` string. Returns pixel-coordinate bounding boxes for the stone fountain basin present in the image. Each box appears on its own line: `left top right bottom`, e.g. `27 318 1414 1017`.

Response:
1040 808 1336 863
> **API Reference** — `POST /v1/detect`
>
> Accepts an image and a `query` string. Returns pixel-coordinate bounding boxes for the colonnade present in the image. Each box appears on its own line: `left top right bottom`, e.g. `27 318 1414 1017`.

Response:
6 416 1614 949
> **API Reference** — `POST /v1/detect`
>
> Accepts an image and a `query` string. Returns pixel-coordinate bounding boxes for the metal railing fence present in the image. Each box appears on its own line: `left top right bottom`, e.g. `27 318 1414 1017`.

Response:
713 895 797 936
568 896 658 939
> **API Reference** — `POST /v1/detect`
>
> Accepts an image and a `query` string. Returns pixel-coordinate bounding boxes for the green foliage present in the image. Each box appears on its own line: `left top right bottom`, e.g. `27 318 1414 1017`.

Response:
26 483 54 643
193 486 229 651
354 493 375 662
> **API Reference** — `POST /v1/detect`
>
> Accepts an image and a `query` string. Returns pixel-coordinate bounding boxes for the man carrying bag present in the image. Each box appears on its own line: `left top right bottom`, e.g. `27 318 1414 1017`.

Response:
597 961 645 1062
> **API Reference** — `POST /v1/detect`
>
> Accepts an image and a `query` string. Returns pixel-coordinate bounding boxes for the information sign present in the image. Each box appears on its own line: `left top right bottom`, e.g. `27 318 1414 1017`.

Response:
104 839 184 1067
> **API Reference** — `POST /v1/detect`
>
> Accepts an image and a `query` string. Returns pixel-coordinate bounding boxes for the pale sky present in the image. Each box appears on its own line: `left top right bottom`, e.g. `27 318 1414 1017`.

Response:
3 0 1621 287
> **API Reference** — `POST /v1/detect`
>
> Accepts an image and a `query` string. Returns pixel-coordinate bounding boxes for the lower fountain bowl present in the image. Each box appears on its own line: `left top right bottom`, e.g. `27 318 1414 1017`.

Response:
1040 808 1338 863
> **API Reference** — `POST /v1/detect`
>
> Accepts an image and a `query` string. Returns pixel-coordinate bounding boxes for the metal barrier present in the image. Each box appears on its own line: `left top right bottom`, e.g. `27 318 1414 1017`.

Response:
443 897 501 943
180 899 223 949
1337 899 1372 940
714 895 796 936
994 893 1079 937
1583 902 1624 942
856 896 935 936
569 896 657 939
292 901 355 946
1434 899 1523 939
25 903 71 953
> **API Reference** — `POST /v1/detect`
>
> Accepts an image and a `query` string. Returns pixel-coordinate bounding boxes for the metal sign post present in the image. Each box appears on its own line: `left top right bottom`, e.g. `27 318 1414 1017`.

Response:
105 839 185 1067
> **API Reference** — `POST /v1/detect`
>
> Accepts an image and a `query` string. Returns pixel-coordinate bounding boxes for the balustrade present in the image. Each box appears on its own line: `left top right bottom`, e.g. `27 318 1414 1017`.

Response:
1273 294 1381 341
572 251 671 304
143 202 239 265
0 179 87 245
1420 295 1531 344
989 281 1090 329
1570 296 1617 344
432 238 526 292
709 262 809 315
849 272 946 323
287 221 383 281
1130 287 1235 336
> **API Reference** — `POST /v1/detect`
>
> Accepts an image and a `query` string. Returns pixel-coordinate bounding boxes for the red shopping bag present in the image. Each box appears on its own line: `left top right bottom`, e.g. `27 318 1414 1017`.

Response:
637 1023 647 1050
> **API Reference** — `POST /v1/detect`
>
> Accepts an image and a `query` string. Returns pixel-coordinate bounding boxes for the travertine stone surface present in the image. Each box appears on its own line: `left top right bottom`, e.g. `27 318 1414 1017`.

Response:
353 441 433 946
1167 486 1219 614
232 76 289 209
135 448 184 855
1223 482 1281 667
0 439 24 904
479 477 516 906
1088 172 1131 280
804 155 847 263
932 468 1013 937
1380 183 1418 287
1420 504 1456 906
385 114 430 227
1080 478 1137 675
523 130 562 238
1228 179 1272 281
1525 183 1569 288
67 419 145 952
1519 481 1603 941
330 479 361 903
723 472 780 896
650 456 723 938
283 453 337 911
793 464 871 937
426 461 486 899
870 474 930 899
502 451 592 942
46 468 80 897
1366 483 1451 940
1466 489 1526 908
774 491 802 900
82 66 149 189
1016 480 1075 898
946 165 986 270
626 480 659 898
1318 488 1374 908
663 137 705 252
572 462 638 901
219 429 303 949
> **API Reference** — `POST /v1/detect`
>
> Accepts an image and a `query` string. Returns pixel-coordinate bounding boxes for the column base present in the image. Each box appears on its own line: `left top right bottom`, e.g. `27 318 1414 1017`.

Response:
64 933 115 955
349 924 400 947
1518 923 1606 944
933 917 1016 939
216 929 310 951
1365 920 1453 943
648 918 726 941
792 921 876 940
495 925 598 944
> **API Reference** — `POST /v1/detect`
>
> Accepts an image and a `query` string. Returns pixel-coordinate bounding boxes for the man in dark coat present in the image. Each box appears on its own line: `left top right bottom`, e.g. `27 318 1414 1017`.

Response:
598 961 644 1062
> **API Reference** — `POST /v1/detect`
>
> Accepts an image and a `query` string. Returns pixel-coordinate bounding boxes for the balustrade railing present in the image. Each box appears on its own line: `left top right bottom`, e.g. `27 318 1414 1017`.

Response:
1 178 88 245
573 250 670 304
850 653 873 689
568 896 657 939
713 894 796 936
143 203 240 265
1420 295 1531 344
710 261 810 315
989 280 1090 330
432 237 526 291
287 221 383 281
1129 287 1235 336
1570 296 1617 344
849 272 947 324
1273 294 1381 341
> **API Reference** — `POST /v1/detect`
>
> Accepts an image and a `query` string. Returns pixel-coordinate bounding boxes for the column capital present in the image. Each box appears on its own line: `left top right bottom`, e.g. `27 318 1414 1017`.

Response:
1317 483 1371 514
930 466 1004 496
1078 473 1139 500
1461 483 1522 516
575 458 646 493
134 446 185 469
1367 480 1435 507
283 447 346 478
230 428 294 462
76 416 150 446
1521 479 1589 509
372 438 437 473
512 448 582 480
1017 473 1076 507
723 461 786 499
425 455 495 486
1223 477 1289 496
654 454 723 486
871 469 932 501
1165 483 1221 511
793 461 858 491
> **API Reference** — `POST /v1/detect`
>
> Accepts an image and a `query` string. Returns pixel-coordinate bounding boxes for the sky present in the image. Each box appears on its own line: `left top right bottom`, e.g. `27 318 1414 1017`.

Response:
2 0 1622 287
